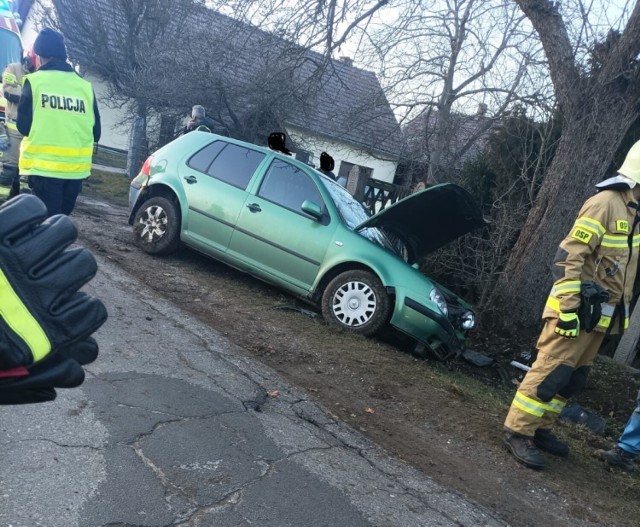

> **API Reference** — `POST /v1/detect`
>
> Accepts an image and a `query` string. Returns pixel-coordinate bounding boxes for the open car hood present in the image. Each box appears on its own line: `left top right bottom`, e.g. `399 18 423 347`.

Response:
355 183 486 260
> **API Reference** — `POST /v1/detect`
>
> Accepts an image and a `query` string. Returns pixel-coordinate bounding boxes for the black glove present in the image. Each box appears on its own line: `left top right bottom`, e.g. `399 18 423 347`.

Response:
0 195 108 370
0 338 99 405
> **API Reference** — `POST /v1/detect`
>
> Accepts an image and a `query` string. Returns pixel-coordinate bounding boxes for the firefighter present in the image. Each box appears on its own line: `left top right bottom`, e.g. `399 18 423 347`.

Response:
0 194 107 404
0 50 36 201
17 28 101 216
503 140 640 470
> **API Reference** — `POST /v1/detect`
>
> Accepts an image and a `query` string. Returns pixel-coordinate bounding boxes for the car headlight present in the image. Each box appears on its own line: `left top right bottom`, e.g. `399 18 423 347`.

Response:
461 310 476 330
429 288 448 316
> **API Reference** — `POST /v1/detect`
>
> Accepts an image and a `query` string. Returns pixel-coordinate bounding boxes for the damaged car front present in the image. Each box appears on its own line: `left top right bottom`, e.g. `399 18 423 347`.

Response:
350 183 486 359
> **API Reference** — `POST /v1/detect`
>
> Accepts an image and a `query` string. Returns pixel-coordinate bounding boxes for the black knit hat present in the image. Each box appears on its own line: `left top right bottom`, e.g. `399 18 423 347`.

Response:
34 28 67 60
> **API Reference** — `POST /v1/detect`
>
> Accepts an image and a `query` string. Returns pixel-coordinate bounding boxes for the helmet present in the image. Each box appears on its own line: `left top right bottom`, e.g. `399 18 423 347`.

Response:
618 140 640 184
22 49 37 72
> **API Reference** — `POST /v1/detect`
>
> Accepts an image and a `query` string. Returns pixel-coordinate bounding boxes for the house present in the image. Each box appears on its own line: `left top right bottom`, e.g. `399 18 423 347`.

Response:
402 104 497 180
19 2 402 183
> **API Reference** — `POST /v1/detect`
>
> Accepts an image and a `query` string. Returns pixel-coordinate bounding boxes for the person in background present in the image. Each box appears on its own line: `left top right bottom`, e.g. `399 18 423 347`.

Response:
181 105 227 136
17 28 101 216
319 151 337 181
596 391 640 471
0 50 36 201
502 140 640 470
267 131 292 156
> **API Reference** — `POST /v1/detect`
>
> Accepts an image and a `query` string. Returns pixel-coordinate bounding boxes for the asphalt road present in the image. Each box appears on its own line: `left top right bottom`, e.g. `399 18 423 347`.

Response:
0 249 507 526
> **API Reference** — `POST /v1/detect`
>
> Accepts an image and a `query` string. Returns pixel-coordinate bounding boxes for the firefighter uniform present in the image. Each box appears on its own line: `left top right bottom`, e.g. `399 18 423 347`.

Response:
16 28 100 216
503 141 640 469
0 61 31 200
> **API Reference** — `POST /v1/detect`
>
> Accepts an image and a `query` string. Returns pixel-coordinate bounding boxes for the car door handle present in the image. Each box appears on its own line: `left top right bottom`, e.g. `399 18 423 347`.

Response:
246 203 262 213
184 175 198 184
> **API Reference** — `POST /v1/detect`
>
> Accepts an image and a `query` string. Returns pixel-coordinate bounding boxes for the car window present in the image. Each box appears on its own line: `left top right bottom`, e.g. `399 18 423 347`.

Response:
207 144 266 189
258 159 325 218
187 141 265 190
187 141 226 173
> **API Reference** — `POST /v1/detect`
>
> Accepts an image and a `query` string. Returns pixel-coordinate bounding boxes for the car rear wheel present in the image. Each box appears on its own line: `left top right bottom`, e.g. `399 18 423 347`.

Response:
133 196 181 255
321 270 391 336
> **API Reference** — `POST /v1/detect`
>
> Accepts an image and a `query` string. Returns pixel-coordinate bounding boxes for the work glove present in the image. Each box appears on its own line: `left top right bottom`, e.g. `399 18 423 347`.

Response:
0 194 107 403
0 339 98 404
555 311 580 339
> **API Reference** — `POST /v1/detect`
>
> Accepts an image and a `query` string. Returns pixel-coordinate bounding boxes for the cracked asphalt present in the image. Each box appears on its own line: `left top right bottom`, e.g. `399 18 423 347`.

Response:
0 252 507 526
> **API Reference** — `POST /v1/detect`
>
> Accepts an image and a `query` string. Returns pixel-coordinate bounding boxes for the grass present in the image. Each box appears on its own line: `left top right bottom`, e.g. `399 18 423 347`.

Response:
84 168 131 205
92 148 128 169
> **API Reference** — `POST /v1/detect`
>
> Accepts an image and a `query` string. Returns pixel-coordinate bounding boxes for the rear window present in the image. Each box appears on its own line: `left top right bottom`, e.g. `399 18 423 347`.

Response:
187 141 265 190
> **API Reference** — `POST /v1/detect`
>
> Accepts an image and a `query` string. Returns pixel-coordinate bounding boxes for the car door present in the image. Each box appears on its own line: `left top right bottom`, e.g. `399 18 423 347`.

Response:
228 158 335 292
180 140 266 254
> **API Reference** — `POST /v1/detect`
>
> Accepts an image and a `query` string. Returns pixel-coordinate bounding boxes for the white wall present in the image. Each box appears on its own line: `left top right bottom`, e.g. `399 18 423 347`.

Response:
84 73 129 150
285 126 398 184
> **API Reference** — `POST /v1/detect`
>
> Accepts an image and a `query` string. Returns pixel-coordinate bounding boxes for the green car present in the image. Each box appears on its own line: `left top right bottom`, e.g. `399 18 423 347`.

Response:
128 133 485 357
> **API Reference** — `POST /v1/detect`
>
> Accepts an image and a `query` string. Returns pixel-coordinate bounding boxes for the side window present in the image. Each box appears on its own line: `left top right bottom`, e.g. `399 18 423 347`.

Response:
187 141 225 173
207 144 266 189
258 159 324 218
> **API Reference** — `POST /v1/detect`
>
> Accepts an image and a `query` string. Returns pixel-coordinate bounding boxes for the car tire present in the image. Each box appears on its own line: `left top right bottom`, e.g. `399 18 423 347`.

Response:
321 270 391 336
132 196 181 255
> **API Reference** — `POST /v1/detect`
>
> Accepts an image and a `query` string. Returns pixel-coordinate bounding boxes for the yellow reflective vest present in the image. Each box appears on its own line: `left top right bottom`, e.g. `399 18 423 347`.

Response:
19 70 95 179
544 188 640 333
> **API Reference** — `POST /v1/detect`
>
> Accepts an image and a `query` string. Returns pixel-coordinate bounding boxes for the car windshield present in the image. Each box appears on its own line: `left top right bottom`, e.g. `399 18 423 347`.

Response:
320 176 396 253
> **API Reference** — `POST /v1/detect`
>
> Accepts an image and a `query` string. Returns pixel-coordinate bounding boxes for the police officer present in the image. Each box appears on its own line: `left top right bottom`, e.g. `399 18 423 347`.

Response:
0 50 36 200
503 140 640 470
17 28 101 216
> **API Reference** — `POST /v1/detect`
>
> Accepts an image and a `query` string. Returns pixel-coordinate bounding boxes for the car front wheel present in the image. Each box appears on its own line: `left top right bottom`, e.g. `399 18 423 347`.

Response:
133 196 181 255
321 270 391 336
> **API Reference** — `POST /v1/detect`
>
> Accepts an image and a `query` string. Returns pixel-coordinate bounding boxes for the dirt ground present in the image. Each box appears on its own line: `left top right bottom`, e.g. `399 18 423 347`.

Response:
74 190 640 527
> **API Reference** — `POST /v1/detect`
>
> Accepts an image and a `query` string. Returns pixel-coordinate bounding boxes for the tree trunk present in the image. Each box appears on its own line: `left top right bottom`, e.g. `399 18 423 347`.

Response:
495 108 636 329
126 107 148 180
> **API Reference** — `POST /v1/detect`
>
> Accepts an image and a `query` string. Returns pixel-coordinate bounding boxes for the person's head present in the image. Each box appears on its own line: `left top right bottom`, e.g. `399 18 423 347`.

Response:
22 49 37 73
191 105 206 121
33 28 67 68
320 152 334 172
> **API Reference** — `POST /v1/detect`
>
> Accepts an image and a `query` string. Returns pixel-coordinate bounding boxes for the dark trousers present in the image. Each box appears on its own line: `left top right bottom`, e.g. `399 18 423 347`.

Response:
28 176 84 216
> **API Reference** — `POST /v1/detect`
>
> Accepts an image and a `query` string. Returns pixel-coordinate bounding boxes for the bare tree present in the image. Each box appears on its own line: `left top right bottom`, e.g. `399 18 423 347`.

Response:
41 0 204 176
494 0 640 330
357 0 549 184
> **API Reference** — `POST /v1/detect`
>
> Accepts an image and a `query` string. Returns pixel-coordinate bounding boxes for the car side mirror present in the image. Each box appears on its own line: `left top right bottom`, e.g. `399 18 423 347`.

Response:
301 200 323 221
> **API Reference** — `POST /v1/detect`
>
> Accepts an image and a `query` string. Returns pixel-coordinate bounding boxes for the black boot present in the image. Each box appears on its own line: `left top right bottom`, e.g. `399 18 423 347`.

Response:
596 447 636 471
534 428 569 457
504 433 545 469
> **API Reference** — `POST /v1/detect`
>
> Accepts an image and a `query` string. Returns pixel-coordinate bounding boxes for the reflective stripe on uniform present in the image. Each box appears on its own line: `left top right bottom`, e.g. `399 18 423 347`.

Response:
0 268 51 363
601 234 629 248
550 281 581 296
545 397 566 414
513 391 546 417
546 296 560 312
20 158 92 174
24 145 94 157
2 71 17 84
575 217 605 237
5 121 17 131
